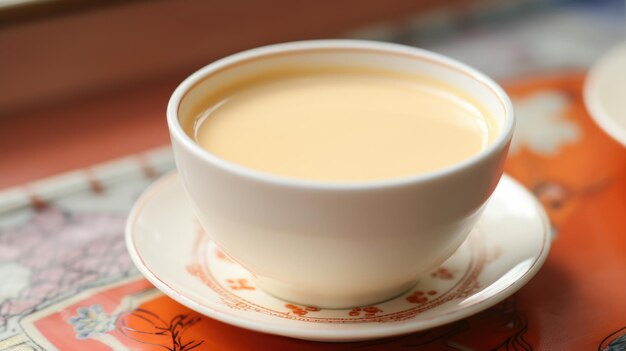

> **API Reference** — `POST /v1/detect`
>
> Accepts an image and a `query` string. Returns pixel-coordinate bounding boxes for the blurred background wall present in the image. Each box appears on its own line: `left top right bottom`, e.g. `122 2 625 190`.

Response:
0 0 463 115
1 0 604 117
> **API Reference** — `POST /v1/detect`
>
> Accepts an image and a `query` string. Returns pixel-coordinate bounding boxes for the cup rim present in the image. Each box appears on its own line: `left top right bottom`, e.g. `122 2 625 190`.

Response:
167 39 514 190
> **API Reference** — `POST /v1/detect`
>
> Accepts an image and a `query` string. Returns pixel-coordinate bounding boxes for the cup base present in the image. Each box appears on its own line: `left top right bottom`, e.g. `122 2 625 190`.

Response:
255 277 418 309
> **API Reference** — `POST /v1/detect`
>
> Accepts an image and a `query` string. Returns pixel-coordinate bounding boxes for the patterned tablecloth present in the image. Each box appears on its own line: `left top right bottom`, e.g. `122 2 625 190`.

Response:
1 1 625 350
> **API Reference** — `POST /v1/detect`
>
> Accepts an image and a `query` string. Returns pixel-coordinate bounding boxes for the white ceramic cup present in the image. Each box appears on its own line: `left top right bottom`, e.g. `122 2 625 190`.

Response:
167 40 514 309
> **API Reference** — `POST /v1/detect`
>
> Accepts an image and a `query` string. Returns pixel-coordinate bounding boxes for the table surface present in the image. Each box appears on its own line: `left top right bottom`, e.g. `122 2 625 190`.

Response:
1 1 625 350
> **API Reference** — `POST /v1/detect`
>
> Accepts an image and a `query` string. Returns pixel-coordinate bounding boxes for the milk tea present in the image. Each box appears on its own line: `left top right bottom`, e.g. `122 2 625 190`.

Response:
185 67 497 182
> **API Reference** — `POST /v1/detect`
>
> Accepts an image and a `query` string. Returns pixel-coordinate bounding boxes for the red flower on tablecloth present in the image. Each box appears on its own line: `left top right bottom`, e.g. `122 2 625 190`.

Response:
118 309 204 351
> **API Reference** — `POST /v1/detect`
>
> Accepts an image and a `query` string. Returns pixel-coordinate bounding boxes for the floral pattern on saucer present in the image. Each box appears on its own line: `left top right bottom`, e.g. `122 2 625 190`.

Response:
126 173 550 341
186 226 488 324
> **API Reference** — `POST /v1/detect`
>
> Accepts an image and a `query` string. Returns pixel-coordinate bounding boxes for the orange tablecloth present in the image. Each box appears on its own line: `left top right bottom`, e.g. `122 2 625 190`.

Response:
0 72 624 350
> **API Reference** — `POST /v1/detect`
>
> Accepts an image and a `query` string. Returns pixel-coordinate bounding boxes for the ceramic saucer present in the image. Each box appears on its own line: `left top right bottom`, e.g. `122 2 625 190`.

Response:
126 173 550 342
585 41 626 147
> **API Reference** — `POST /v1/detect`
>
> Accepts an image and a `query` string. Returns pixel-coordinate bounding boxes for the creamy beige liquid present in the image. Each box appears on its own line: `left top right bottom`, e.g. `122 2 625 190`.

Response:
188 67 497 182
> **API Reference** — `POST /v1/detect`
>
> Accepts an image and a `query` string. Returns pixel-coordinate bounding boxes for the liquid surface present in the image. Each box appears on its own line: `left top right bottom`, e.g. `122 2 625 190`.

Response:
190 68 496 182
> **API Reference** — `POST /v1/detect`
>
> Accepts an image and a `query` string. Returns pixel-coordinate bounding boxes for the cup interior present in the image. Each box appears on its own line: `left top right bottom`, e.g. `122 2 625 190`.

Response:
169 40 514 187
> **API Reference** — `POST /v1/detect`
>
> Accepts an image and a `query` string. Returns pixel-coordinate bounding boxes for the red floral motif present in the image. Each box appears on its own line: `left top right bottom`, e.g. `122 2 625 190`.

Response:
348 306 383 317
215 249 233 263
285 304 321 316
406 290 438 304
225 278 255 291
431 267 454 279
188 224 489 323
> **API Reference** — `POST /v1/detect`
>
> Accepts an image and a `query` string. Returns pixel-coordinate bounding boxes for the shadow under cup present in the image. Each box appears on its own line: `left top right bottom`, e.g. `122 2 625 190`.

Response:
167 40 514 309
